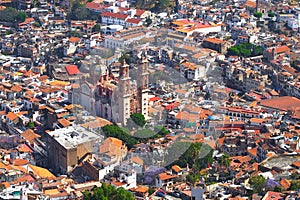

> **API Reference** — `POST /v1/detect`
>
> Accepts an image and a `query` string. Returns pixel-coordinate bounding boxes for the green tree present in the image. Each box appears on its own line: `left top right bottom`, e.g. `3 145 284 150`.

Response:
227 43 262 57
118 52 131 64
93 24 101 33
253 46 263 56
101 125 137 149
68 0 90 20
268 12 275 17
154 126 169 136
16 12 26 22
240 48 251 57
228 46 240 56
134 129 156 140
290 180 300 191
273 186 283 192
83 184 135 200
34 21 41 27
253 12 262 19
148 188 155 195
249 175 267 194
155 0 171 12
290 172 300 180
0 7 17 22
130 113 146 127
219 154 230 167
187 173 200 187
27 122 35 128
165 142 213 170
0 7 26 23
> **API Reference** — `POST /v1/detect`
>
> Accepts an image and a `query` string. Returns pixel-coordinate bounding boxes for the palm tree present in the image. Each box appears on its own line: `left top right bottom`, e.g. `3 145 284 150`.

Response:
220 154 230 168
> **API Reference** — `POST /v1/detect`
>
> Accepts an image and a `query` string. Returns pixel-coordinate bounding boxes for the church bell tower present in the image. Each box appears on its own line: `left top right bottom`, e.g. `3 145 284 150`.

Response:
137 52 149 119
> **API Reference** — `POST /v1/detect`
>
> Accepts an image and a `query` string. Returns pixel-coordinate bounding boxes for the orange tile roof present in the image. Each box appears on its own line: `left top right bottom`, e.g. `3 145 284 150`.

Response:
135 186 148 193
280 179 291 190
182 62 197 70
81 117 112 129
21 129 41 141
172 165 182 173
69 37 80 43
275 45 290 54
130 157 143 165
292 161 300 168
247 148 257 157
0 162 11 170
260 96 300 111
99 137 125 158
263 191 283 200
58 118 71 127
11 85 22 92
204 37 225 44
112 181 126 187
250 118 265 123
158 173 177 181
6 112 18 121
245 0 256 8
217 137 225 146
13 159 29 166
2 182 10 189
28 164 56 179
17 144 33 153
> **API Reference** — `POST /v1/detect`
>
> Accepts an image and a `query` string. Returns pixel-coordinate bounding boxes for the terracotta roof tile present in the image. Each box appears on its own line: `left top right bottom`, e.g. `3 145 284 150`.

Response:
158 173 177 181
13 159 29 166
6 112 18 121
65 65 80 75
280 179 291 190
28 164 56 179
135 186 148 193
101 12 128 19
58 118 71 127
69 37 80 43
130 157 143 165
21 129 41 141
260 96 300 111
248 148 258 157
204 37 225 44
172 165 182 173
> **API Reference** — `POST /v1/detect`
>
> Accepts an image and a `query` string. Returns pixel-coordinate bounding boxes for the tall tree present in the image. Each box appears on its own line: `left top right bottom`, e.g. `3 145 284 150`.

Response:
130 113 146 127
0 7 27 23
101 125 137 149
83 184 135 200
249 175 267 194
220 154 231 167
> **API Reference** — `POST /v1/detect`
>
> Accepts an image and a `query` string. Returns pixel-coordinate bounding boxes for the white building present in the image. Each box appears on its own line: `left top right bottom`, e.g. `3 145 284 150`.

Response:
101 12 129 26
287 14 300 30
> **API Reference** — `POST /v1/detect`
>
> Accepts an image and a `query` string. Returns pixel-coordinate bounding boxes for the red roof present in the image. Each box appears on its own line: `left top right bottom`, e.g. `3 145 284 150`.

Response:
118 7 130 12
267 45 290 54
165 102 180 110
85 2 108 11
149 96 161 101
135 9 146 17
65 65 80 75
204 37 226 44
126 18 141 24
19 18 35 26
101 12 128 19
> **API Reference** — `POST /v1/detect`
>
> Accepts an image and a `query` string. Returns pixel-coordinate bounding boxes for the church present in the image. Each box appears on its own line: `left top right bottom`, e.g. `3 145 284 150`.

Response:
70 54 149 126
